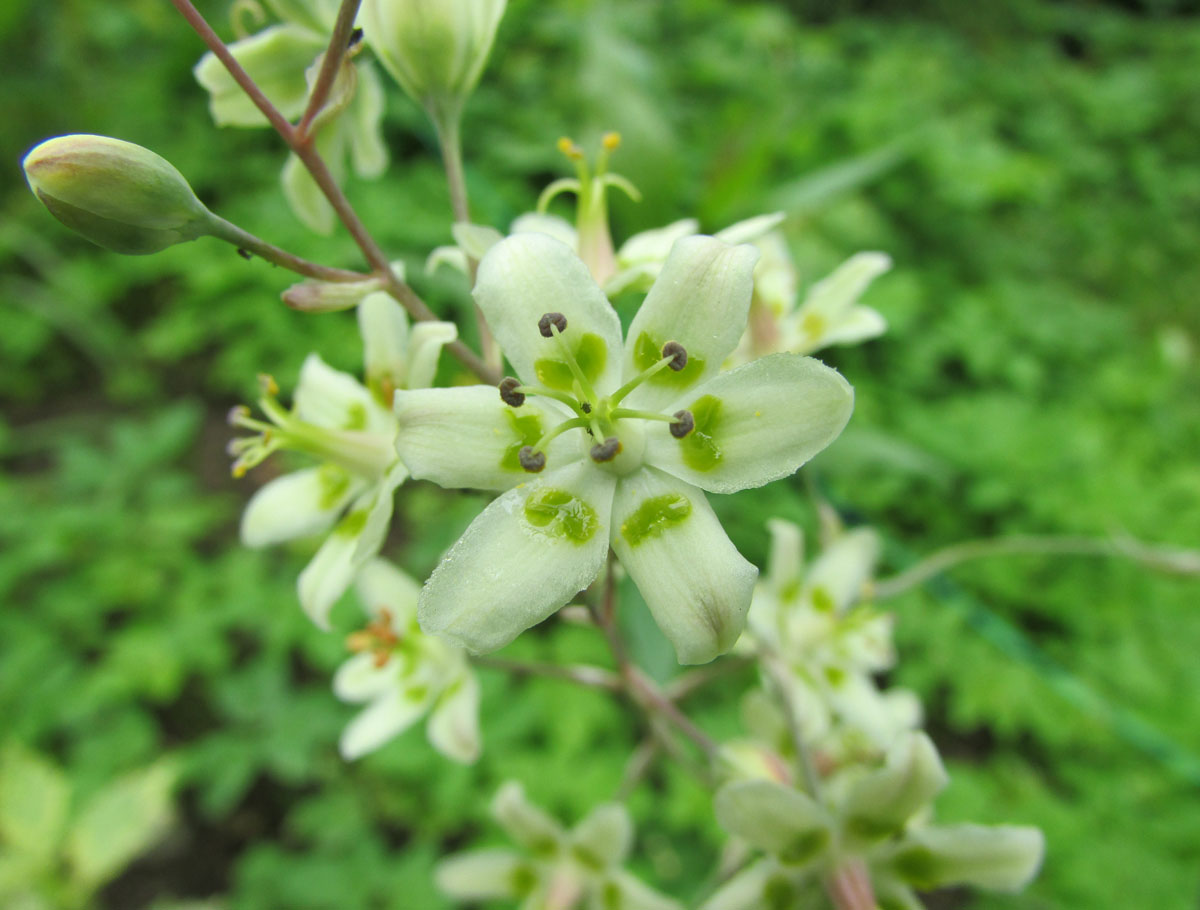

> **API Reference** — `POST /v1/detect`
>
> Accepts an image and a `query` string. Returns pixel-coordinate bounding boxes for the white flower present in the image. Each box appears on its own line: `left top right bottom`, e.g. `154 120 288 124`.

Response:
230 293 456 627
739 519 920 757
193 0 388 233
334 558 480 761
732 250 891 365
394 232 854 664
436 782 681 910
705 733 1044 910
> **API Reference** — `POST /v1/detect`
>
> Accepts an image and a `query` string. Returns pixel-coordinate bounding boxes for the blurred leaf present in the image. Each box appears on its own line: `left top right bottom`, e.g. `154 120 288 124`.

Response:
0 743 69 864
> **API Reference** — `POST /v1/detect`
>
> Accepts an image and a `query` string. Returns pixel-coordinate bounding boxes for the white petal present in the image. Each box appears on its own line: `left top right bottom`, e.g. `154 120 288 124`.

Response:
348 61 387 179
765 518 805 594
492 781 565 851
435 849 530 901
714 212 786 245
427 670 482 763
802 527 879 615
239 466 361 547
297 465 404 629
338 686 433 760
644 354 854 495
418 461 615 653
615 218 700 266
599 870 685 910
713 779 833 861
406 321 459 390
474 233 624 393
426 245 469 276
610 469 756 664
294 353 391 434
602 262 661 297
282 150 336 235
808 305 888 350
353 556 421 624
571 803 633 868
697 859 777 910
357 292 410 393
799 252 891 322
452 221 506 260
394 386 579 492
622 236 759 412
193 26 321 126
843 732 948 842
511 212 578 248
332 651 402 704
889 824 1045 892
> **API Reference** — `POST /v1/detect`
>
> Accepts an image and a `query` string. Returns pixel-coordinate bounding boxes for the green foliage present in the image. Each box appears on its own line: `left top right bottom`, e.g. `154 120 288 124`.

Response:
2 0 1198 908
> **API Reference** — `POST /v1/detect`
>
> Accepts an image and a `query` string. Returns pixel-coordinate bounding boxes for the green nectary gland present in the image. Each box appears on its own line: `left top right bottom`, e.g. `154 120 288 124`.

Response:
620 493 692 547
680 394 724 471
777 828 829 865
763 874 796 910
534 332 607 392
344 401 369 431
317 464 353 510
890 845 940 888
501 409 544 471
633 331 705 387
523 488 599 543
335 507 369 538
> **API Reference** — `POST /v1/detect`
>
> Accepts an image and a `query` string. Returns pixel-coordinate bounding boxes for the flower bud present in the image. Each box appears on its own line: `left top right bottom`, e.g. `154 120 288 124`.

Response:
362 0 507 125
23 135 213 255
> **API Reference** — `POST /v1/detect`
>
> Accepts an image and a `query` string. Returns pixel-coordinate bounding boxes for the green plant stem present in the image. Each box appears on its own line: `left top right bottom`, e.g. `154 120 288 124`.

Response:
207 215 367 282
759 646 823 800
434 115 500 372
872 533 1200 601
170 0 500 384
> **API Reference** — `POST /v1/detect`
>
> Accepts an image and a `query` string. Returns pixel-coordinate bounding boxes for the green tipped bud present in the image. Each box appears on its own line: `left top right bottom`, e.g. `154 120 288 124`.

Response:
23 134 212 255
363 0 507 125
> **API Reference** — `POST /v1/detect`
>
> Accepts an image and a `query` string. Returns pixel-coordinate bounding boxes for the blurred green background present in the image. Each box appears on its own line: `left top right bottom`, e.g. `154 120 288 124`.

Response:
2 0 1199 907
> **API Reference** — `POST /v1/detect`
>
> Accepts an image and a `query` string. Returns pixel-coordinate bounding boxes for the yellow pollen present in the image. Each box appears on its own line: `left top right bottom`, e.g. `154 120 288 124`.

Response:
755 410 762 417
556 136 584 160
257 373 279 396
602 131 621 150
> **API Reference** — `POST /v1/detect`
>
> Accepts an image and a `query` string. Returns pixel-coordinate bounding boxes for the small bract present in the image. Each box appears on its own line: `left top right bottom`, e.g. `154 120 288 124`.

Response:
394 233 855 664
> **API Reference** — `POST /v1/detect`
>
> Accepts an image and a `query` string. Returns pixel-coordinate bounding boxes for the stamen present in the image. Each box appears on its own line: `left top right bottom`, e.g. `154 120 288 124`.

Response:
514 383 589 417
610 408 676 424
661 341 688 371
590 437 622 463
499 377 525 407
258 373 279 396
227 404 251 426
557 136 584 161
518 446 546 473
602 132 621 151
538 312 568 338
670 409 695 439
581 402 592 413
609 343 690 406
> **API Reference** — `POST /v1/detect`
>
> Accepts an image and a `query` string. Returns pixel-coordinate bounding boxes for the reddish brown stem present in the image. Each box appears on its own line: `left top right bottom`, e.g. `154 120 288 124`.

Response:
296 0 361 141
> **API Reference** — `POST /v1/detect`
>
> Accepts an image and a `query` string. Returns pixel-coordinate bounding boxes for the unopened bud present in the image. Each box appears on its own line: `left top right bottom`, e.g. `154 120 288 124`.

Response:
362 0 507 126
282 275 385 313
23 135 213 255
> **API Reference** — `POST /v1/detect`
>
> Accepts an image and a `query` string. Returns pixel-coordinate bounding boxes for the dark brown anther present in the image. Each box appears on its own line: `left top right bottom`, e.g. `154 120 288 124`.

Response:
499 377 525 407
580 402 592 413
590 437 622 463
670 409 695 438
538 312 568 337
349 27 364 48
237 247 252 261
518 446 546 473
661 340 688 371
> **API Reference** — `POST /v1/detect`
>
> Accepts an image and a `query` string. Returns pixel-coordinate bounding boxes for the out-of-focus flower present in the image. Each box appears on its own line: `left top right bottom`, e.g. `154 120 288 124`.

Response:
230 291 456 625
334 558 480 761
436 781 681 910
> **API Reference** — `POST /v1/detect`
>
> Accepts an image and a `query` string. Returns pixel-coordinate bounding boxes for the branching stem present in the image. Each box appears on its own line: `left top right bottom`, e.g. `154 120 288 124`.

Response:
472 655 621 692
169 0 500 383
207 215 366 282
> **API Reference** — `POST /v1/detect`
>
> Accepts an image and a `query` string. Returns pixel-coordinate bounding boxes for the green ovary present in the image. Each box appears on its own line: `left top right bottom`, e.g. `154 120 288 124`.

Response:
533 332 607 392
633 331 705 388
523 488 599 543
680 394 723 471
620 493 692 547
501 410 544 471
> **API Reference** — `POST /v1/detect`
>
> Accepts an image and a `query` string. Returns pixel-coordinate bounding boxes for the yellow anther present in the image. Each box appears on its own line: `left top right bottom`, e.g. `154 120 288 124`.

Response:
602 131 621 150
557 136 584 160
232 464 247 479
257 372 280 396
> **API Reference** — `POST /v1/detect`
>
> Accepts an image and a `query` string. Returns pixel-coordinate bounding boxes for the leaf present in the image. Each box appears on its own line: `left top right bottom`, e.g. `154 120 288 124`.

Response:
0 743 70 863
64 761 176 889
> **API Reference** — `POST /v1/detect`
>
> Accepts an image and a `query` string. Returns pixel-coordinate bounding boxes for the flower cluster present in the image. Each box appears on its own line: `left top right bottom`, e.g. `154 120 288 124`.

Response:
436 782 680 910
